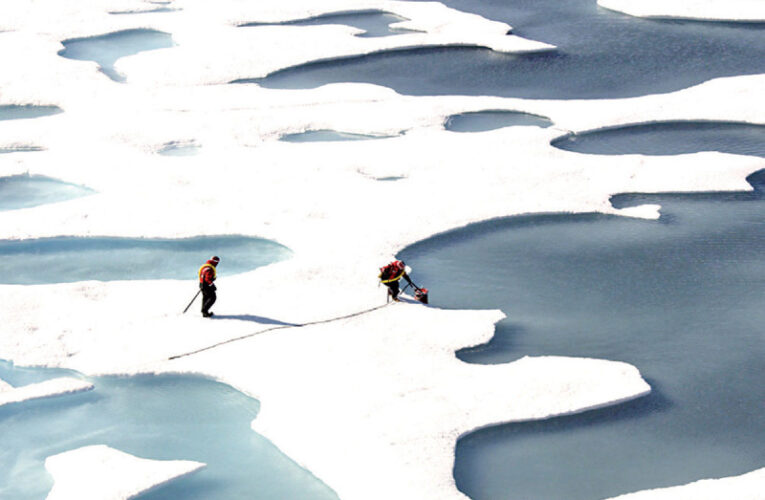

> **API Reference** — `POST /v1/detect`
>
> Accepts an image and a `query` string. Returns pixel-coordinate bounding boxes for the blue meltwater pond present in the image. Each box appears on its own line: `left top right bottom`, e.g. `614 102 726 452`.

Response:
58 29 174 82
0 174 94 211
399 174 765 500
551 121 765 158
0 235 291 284
240 10 415 38
0 361 339 500
251 0 765 99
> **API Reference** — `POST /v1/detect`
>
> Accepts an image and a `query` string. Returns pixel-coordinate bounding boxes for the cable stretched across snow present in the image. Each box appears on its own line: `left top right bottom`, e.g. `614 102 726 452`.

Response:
168 302 391 361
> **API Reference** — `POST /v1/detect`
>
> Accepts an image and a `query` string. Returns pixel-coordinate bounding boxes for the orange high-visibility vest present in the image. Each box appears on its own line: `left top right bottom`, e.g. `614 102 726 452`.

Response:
198 263 217 283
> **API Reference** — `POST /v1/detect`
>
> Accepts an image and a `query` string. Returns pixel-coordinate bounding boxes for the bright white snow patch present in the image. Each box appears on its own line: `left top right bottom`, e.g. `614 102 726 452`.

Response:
161 304 651 500
598 0 765 22
612 204 662 220
0 376 93 407
605 467 765 500
45 445 205 500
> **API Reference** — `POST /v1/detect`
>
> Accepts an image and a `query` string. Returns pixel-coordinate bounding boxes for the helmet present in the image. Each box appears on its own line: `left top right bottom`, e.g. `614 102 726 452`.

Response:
210 256 220 265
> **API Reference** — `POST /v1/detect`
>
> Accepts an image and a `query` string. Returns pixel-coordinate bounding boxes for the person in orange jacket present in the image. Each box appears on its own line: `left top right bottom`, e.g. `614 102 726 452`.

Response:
378 259 414 302
198 256 219 317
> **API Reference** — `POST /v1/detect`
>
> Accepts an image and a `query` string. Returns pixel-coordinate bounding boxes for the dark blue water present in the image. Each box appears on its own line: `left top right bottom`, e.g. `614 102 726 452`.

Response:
0 105 62 121
399 174 765 499
58 29 174 82
279 130 397 142
241 10 415 38
250 0 765 99
445 110 552 132
0 174 94 211
0 362 338 500
552 120 765 157
0 235 291 284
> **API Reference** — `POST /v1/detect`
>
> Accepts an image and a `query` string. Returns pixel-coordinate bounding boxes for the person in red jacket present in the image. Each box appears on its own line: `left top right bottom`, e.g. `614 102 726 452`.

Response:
378 259 414 302
198 256 219 317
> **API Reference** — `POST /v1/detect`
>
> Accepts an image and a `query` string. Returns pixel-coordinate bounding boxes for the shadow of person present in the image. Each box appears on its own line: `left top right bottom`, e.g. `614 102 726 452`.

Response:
210 314 299 327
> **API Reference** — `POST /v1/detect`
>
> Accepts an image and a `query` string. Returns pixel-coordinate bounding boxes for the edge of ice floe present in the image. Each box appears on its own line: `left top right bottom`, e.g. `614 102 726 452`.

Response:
598 0 765 22
0 376 94 407
454 355 652 441
45 445 205 500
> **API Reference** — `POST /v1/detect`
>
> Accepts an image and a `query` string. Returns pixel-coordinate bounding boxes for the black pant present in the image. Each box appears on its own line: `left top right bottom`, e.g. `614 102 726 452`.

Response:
385 274 413 300
386 280 400 299
201 284 216 315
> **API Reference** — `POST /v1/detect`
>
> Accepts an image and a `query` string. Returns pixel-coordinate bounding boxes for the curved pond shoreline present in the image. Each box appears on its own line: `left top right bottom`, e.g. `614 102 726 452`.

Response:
0 235 291 284
254 0 765 98
240 10 415 38
0 174 94 212
58 29 174 82
551 120 765 157
0 363 339 500
400 175 765 500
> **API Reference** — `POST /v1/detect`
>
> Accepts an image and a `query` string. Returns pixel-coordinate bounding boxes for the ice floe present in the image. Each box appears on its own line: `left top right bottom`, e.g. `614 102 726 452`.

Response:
599 0 765 22
0 73 762 499
45 445 204 500
0 0 763 499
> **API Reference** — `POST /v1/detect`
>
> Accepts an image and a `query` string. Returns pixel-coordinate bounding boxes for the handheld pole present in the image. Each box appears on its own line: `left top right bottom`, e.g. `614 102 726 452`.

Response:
182 289 201 314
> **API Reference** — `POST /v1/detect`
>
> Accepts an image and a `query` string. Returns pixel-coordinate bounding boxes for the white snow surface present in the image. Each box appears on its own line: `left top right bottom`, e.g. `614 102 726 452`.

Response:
598 0 765 21
0 0 764 499
605 467 765 500
44 445 205 500
0 376 94 407
164 305 650 500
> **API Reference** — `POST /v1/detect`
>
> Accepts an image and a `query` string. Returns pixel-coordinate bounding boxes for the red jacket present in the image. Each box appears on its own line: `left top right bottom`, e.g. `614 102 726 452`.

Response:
199 261 217 285
379 260 406 283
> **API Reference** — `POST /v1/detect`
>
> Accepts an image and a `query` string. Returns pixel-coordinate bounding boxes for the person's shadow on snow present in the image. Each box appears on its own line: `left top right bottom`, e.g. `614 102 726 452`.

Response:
210 314 299 327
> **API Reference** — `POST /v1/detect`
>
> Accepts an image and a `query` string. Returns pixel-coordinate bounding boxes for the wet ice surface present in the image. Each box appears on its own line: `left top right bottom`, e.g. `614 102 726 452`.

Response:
157 143 201 156
445 110 552 132
0 146 43 154
0 174 94 211
109 7 180 15
0 235 291 284
0 360 72 388
0 365 338 500
279 130 397 142
241 10 415 38
58 29 174 82
400 177 765 500
552 121 765 157
255 0 765 98
0 105 62 121
375 176 406 181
